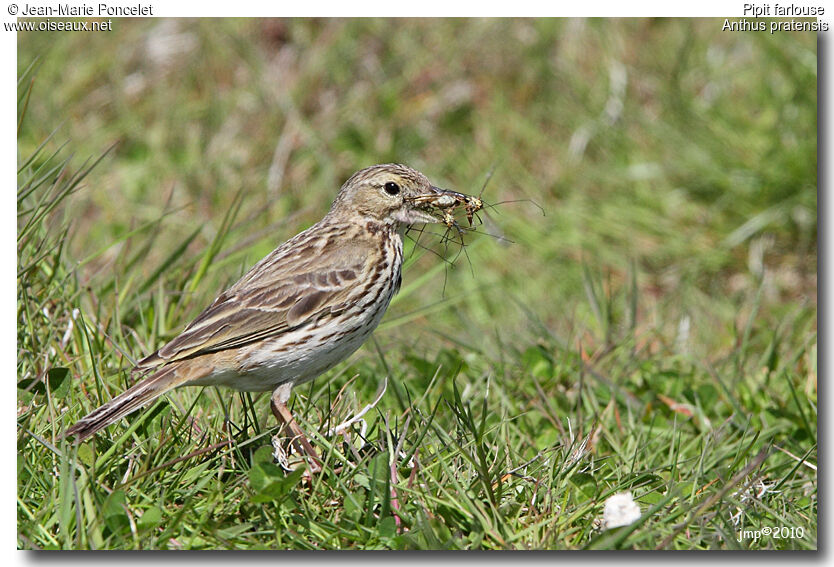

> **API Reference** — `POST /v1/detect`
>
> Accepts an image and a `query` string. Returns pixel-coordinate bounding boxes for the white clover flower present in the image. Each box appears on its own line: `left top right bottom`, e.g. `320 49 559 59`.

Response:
602 492 641 529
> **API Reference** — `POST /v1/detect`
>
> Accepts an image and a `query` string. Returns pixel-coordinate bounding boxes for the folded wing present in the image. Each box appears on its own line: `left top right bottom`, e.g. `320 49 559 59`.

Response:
136 238 367 370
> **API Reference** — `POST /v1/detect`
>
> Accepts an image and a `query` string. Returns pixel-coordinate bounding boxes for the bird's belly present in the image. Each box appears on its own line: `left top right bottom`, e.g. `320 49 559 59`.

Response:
188 309 385 392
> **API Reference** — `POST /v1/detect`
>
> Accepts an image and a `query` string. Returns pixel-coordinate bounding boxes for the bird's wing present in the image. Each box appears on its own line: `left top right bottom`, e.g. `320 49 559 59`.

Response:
136 238 371 369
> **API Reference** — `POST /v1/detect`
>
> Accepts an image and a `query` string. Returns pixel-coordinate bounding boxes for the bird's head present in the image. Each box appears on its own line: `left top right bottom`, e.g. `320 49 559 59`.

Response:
329 163 462 226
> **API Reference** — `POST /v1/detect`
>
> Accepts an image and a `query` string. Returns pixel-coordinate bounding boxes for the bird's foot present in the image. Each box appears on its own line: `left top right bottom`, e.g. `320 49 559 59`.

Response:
270 391 322 474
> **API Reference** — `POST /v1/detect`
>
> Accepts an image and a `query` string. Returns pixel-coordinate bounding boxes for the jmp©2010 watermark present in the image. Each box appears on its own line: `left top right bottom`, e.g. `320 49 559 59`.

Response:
737 526 805 542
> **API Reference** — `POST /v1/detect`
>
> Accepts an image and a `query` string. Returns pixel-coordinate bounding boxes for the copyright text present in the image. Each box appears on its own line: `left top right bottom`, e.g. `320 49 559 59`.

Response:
15 3 152 16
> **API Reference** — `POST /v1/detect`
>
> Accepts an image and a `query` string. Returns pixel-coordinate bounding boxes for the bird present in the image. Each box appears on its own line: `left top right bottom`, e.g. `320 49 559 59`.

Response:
62 163 471 469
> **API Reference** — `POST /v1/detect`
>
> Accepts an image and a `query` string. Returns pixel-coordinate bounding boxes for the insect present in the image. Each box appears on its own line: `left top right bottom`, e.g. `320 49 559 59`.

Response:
432 194 459 209
403 167 526 295
441 210 461 231
411 190 484 228
462 195 483 226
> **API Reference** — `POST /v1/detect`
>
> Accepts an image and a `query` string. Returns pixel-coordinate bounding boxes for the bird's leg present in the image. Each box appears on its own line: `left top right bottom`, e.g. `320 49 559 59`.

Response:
270 383 322 473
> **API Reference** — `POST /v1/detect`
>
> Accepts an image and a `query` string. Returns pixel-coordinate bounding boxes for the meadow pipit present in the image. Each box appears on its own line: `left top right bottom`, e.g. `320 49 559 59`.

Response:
64 164 476 466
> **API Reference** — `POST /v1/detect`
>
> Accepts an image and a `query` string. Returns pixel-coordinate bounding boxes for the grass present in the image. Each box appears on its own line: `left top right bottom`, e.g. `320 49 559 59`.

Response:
17 18 816 549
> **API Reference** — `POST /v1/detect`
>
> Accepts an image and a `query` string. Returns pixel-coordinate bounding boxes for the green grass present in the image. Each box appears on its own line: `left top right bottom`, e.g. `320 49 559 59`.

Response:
17 18 816 549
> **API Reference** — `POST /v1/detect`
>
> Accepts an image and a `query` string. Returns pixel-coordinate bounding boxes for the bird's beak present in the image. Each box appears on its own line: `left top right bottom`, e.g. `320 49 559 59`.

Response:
397 207 443 225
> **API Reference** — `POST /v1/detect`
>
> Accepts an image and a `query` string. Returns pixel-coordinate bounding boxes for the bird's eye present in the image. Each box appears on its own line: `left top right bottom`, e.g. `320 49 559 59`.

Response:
384 181 400 195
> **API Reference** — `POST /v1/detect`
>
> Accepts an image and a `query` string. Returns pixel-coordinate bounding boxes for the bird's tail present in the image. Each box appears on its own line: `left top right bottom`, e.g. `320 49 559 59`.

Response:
62 365 187 443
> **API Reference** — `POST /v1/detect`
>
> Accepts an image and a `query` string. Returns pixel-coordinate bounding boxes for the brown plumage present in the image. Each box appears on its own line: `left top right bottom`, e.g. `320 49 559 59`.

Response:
63 164 471 454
